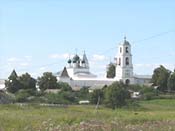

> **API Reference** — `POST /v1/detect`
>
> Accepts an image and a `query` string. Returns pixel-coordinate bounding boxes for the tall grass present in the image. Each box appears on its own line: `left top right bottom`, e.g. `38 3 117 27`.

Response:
0 99 175 131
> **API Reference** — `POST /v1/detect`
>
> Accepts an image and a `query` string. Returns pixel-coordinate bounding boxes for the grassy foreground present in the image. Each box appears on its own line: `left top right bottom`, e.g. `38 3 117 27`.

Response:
1 99 175 131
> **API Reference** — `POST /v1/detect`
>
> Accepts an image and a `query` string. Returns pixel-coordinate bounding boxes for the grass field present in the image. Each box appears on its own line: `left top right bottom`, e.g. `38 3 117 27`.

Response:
1 99 175 131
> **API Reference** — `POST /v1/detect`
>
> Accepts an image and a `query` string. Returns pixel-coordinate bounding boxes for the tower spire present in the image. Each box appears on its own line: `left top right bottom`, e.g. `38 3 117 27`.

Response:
124 35 126 41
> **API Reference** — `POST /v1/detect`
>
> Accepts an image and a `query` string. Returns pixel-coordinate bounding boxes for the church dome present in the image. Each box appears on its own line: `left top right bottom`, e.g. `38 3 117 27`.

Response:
68 59 72 64
72 54 80 63
122 36 130 45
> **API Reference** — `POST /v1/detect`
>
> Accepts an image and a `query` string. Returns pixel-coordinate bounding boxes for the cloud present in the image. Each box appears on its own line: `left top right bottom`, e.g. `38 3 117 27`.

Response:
91 54 107 61
49 53 73 59
7 57 20 62
20 63 29 67
24 56 32 61
39 67 47 71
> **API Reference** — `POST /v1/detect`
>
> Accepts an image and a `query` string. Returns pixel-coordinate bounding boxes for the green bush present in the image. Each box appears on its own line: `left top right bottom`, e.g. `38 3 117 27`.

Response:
0 92 15 104
44 91 77 104
104 82 131 109
140 87 158 100
15 89 37 102
15 90 31 102
90 89 104 104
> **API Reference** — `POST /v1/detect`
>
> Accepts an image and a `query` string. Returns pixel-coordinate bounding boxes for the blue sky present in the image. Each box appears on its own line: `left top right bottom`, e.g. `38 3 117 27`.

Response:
0 0 175 78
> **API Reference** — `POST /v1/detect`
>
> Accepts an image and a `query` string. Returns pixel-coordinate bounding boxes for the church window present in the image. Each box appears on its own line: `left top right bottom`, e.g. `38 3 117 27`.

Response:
119 58 121 65
120 47 122 53
126 47 129 53
126 57 129 65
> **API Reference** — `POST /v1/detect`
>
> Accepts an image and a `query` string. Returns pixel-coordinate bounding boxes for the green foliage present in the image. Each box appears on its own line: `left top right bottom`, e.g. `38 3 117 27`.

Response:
104 81 131 109
167 70 175 91
19 73 36 90
90 89 104 104
151 65 171 92
77 87 90 100
45 91 77 104
106 63 116 78
140 87 158 100
5 70 36 93
37 72 58 91
58 82 72 91
2 99 175 130
128 84 144 92
0 91 15 104
5 70 22 93
15 89 31 102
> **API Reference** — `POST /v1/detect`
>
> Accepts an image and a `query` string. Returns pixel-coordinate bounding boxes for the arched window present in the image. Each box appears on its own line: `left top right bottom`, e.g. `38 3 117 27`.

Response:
126 47 129 53
120 47 122 53
119 58 121 66
126 57 129 65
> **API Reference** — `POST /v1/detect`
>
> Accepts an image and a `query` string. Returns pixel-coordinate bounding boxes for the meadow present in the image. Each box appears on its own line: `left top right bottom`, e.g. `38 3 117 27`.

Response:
0 99 175 131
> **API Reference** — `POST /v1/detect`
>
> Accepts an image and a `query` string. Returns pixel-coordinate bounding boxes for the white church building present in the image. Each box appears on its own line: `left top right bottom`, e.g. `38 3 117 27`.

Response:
56 37 151 89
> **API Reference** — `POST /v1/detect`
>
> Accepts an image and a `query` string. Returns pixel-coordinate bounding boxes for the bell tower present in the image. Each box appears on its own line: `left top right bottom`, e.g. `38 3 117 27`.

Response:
115 37 134 84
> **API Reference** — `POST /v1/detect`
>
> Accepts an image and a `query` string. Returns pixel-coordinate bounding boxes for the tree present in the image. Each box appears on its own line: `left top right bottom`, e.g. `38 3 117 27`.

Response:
78 87 90 100
167 70 175 91
90 89 104 104
5 70 22 93
106 63 116 78
19 73 36 90
57 82 72 91
151 65 171 92
37 72 58 91
104 81 130 109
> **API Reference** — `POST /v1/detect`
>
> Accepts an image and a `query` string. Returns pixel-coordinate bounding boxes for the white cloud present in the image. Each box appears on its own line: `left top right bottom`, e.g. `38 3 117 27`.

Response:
49 53 73 59
39 67 47 71
20 63 29 66
7 57 20 62
24 56 32 61
91 54 107 61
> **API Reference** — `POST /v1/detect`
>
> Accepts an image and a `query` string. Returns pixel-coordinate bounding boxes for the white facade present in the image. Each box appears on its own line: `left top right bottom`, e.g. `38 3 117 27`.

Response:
56 37 152 89
114 36 134 84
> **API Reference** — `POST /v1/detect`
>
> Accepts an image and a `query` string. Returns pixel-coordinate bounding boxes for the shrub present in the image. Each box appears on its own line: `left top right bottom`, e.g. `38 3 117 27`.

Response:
104 82 131 109
140 87 158 100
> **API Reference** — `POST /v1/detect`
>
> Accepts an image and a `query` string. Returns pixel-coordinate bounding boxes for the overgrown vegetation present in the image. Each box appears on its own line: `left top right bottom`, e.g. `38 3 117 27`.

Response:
1 67 175 130
1 99 175 131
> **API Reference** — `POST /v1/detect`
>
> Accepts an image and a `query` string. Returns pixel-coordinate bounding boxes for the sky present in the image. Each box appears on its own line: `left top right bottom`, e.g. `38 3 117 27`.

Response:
0 0 175 79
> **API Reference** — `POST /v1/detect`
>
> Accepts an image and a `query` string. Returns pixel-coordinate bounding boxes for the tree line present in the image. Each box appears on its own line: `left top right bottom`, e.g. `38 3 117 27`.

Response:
151 65 175 92
3 64 175 108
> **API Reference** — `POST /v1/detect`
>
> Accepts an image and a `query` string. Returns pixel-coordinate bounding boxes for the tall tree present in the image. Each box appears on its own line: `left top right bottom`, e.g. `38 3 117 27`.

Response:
106 63 116 78
152 65 171 92
5 70 22 93
167 70 175 91
37 72 58 91
19 73 36 90
104 81 130 109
